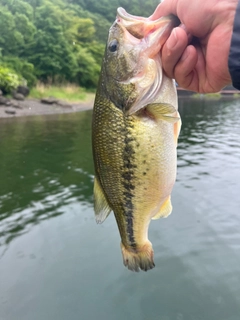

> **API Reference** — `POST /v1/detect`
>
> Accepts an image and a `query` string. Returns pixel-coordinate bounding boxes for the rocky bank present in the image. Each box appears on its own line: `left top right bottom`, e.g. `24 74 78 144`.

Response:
0 87 94 119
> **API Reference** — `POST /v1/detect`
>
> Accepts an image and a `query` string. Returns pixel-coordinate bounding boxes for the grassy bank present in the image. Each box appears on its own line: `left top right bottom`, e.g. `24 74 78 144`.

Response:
29 83 95 103
192 92 222 99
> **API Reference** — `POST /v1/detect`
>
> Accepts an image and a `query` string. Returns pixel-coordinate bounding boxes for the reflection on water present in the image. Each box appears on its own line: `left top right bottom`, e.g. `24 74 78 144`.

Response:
0 112 94 249
178 98 240 188
0 97 240 320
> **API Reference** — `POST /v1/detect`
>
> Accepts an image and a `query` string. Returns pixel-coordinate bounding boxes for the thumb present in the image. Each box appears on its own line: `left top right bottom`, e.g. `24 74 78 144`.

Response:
149 0 178 20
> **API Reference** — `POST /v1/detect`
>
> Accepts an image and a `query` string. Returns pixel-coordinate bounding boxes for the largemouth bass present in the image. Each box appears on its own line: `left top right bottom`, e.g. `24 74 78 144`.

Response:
92 8 181 272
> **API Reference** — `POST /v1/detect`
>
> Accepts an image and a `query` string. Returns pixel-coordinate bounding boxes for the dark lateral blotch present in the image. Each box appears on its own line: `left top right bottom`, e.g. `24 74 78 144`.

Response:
123 191 133 199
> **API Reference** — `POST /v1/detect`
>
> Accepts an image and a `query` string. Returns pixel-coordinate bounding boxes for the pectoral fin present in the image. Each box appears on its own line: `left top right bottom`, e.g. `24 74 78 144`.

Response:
146 103 180 123
93 178 111 224
152 196 172 220
174 114 182 144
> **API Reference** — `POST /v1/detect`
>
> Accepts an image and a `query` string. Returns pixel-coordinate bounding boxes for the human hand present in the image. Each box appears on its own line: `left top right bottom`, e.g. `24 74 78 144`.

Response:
151 0 238 93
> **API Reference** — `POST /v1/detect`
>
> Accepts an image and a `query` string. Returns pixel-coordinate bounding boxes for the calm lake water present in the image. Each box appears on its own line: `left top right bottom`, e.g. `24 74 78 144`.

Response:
0 97 240 320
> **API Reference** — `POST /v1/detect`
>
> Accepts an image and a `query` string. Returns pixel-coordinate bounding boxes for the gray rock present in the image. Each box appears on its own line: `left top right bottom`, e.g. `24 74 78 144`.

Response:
57 101 72 108
0 96 9 105
5 100 12 106
0 89 2 96
5 109 16 115
17 85 29 97
41 97 58 104
11 100 22 109
13 92 25 101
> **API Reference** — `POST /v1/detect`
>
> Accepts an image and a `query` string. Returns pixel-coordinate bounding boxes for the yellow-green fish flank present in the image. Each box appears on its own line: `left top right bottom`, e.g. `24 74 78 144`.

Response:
92 8 181 272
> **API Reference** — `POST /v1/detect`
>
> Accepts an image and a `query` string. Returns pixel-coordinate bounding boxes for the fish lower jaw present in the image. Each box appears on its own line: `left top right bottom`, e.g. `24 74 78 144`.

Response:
120 240 155 272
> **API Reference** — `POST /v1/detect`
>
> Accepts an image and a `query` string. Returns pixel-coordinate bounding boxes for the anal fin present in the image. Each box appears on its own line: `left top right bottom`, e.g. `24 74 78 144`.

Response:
93 178 111 224
152 196 172 220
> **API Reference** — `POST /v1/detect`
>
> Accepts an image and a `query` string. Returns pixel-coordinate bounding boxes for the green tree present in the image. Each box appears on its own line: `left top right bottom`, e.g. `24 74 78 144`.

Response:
2 56 37 87
14 13 36 50
0 0 162 89
83 0 119 21
25 1 78 82
66 17 96 44
89 13 111 43
0 65 23 94
0 6 23 55
1 0 34 20
74 46 100 87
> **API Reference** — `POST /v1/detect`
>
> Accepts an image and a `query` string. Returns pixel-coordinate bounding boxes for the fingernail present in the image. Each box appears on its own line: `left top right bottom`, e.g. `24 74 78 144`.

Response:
167 29 177 50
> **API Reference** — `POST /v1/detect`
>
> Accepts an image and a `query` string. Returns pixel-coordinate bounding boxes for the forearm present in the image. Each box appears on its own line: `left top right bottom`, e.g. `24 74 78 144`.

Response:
228 0 240 89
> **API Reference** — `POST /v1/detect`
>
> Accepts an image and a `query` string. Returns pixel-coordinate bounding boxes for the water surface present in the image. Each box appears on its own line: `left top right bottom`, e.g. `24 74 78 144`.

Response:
0 97 240 320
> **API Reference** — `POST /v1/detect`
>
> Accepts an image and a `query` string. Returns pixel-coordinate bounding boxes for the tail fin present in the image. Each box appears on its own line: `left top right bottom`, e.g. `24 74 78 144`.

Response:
120 241 155 272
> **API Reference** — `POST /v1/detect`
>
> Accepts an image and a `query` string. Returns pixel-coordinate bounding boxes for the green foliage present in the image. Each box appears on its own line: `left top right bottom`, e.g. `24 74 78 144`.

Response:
26 29 79 82
85 41 105 66
29 84 87 101
0 0 161 89
83 0 119 21
2 56 37 87
120 0 160 17
14 13 36 44
89 13 111 43
0 6 22 55
79 0 160 21
2 0 34 20
74 46 101 88
0 66 23 94
66 17 96 44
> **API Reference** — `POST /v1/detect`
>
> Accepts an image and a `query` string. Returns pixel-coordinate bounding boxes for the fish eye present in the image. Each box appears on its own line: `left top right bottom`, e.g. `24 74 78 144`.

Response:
108 39 118 53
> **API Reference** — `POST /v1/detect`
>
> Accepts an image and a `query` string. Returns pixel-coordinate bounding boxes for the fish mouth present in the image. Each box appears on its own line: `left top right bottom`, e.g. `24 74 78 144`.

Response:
116 8 180 60
117 7 146 22
115 9 179 116
117 7 180 41
107 9 179 116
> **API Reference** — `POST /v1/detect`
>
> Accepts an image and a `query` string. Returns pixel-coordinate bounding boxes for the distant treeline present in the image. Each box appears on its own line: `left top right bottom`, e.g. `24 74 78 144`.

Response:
0 0 160 89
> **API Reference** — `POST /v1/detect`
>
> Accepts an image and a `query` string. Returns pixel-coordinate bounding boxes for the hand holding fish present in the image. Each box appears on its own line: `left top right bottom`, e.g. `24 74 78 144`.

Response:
151 0 239 93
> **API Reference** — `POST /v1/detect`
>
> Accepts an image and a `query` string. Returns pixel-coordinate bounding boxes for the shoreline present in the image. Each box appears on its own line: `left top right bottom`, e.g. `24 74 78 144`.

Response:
1 94 238 120
0 97 95 119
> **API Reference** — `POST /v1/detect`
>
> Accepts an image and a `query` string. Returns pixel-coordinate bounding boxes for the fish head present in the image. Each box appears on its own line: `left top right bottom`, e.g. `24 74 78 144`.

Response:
102 21 142 111
101 9 179 114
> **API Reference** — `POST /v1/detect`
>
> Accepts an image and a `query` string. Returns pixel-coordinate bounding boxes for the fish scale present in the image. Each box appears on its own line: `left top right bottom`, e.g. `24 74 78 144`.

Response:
92 9 181 271
93 93 137 245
